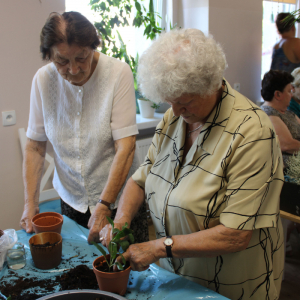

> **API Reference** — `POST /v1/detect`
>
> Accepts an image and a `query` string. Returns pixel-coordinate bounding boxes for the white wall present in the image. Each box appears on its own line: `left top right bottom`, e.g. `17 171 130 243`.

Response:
0 0 65 230
174 0 263 104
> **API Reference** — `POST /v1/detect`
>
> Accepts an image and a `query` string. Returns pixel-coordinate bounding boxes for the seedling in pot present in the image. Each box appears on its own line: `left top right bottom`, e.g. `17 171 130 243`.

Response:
92 216 134 272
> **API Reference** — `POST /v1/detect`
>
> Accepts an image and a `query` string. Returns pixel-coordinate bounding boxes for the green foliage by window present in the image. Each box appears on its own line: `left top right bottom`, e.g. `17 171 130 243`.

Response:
89 0 162 81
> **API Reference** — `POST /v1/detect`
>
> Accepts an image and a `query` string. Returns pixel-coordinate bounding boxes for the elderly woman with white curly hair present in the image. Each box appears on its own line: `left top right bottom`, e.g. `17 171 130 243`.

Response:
100 28 284 300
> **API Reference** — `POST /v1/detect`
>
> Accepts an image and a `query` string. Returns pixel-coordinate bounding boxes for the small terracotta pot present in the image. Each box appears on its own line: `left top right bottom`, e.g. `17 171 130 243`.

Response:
31 212 63 234
93 255 131 296
29 232 62 269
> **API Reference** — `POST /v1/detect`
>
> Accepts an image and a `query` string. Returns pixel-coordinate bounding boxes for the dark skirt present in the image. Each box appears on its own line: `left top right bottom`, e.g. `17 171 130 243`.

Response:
61 199 149 243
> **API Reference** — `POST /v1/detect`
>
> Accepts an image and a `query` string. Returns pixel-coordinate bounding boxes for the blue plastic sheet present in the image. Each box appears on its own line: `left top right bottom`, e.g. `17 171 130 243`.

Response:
0 200 228 300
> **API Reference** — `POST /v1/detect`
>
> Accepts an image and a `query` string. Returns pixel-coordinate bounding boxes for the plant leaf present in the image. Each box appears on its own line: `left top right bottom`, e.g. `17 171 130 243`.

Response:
106 216 114 229
109 242 118 260
91 241 110 266
119 240 130 252
119 253 126 265
115 261 124 270
113 227 120 234
128 233 134 244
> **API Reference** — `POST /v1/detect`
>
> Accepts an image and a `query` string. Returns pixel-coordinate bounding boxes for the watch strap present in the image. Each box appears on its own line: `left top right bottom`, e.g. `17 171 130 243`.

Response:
98 199 114 210
165 236 173 258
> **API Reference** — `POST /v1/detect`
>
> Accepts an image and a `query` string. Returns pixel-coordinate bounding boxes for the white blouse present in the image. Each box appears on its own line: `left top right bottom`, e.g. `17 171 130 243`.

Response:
27 53 140 213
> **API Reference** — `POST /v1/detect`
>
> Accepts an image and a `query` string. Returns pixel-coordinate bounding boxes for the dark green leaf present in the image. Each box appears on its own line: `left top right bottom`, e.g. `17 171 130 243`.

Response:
113 227 120 234
108 242 118 260
119 253 126 265
99 2 106 11
135 1 141 11
128 233 134 244
91 241 110 266
119 240 130 252
106 216 114 228
115 261 124 270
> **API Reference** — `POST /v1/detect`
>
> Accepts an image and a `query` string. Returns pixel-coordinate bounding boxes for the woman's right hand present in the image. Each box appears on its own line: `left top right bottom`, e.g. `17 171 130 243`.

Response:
99 220 128 248
20 203 39 233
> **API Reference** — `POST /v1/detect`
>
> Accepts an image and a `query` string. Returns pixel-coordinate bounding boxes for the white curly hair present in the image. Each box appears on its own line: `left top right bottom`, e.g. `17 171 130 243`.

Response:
137 28 227 104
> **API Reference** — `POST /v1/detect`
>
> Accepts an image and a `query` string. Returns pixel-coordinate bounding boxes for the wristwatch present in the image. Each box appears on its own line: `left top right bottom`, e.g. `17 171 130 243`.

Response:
163 236 174 258
98 199 115 211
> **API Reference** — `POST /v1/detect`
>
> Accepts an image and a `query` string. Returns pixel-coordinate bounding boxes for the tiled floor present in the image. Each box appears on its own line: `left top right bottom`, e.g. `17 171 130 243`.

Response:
148 222 300 299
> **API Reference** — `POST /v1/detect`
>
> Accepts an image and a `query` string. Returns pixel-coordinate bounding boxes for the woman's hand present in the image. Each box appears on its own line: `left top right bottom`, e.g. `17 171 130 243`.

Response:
20 203 39 233
115 240 162 272
87 204 112 243
99 219 130 248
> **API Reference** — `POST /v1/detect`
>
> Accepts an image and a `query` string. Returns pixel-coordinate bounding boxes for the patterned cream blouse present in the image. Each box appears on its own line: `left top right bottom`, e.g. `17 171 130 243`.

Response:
132 80 284 300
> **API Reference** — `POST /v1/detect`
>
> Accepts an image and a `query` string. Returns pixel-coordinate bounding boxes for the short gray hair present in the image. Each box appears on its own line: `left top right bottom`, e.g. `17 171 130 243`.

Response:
292 67 300 87
137 28 227 104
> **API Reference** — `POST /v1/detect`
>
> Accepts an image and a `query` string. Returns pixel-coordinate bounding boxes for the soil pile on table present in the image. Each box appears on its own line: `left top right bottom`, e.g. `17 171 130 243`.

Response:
0 265 98 300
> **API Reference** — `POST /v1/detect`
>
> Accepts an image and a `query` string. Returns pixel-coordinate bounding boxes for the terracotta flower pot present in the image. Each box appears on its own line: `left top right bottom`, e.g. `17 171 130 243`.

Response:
93 255 131 296
31 212 63 234
29 232 62 270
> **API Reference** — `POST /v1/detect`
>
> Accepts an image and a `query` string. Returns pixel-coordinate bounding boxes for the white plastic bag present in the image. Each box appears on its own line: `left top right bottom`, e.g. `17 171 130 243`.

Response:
0 229 18 270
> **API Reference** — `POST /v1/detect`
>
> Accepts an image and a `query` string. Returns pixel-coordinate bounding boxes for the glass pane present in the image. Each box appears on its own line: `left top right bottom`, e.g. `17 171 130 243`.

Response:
262 1 296 79
65 0 157 59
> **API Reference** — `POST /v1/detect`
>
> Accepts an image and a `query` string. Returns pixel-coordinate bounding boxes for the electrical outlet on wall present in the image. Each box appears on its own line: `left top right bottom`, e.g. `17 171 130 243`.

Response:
2 110 16 126
233 83 240 92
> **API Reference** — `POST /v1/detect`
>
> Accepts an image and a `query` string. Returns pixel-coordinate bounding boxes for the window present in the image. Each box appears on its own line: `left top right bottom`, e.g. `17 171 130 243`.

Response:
262 0 297 78
65 0 163 59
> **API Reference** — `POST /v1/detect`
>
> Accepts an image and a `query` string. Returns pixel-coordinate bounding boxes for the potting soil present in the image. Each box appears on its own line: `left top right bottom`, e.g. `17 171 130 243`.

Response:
0 265 98 300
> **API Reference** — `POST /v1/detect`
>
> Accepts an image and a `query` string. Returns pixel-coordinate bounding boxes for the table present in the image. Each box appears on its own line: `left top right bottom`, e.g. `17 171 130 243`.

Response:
0 201 228 300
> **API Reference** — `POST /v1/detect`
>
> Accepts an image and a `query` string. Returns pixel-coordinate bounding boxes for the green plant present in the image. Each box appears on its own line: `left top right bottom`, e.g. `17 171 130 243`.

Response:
92 216 134 272
283 10 300 24
139 97 160 110
150 102 160 110
90 0 161 77
285 151 300 185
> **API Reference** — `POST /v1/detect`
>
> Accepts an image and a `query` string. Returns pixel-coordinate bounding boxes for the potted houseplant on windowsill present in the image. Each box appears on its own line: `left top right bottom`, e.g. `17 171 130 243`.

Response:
92 217 134 296
137 97 160 118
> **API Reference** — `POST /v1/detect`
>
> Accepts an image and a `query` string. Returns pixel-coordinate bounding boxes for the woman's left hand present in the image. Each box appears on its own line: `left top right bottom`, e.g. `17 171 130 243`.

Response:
115 240 162 271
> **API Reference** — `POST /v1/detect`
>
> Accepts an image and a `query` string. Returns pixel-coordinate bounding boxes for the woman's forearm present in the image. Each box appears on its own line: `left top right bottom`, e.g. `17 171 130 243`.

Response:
114 177 145 225
23 138 47 206
99 135 136 204
152 224 253 261
280 138 300 154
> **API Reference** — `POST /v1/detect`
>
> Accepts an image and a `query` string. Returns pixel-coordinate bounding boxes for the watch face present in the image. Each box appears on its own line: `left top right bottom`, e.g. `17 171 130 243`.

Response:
164 238 173 246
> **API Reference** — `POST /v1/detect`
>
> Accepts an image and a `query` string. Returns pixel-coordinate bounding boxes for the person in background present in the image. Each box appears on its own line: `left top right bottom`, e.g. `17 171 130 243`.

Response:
261 69 300 256
100 28 284 300
20 11 149 244
271 12 300 73
290 67 300 117
261 70 300 168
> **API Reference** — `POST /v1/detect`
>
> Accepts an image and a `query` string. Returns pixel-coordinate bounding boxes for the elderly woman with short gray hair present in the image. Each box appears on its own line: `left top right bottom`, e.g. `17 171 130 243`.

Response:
100 28 284 300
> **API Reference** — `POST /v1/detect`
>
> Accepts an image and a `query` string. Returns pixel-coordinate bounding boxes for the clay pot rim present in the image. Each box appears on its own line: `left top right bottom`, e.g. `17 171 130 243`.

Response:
32 212 63 222
31 212 63 229
93 254 131 275
29 232 62 248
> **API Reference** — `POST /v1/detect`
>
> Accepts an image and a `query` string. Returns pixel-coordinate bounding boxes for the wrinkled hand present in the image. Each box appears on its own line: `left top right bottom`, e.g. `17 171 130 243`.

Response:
99 221 127 248
20 203 39 233
87 205 112 244
115 241 160 272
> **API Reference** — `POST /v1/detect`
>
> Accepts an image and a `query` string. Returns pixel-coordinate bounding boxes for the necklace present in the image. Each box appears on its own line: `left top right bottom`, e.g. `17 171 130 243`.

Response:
187 124 203 138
